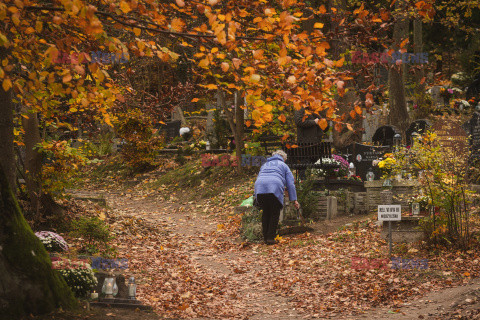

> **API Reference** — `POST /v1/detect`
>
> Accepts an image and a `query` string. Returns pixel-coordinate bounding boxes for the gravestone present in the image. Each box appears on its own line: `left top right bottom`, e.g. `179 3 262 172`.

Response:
431 118 468 154
405 119 431 146
164 120 181 142
372 125 400 146
205 108 216 145
171 106 187 126
353 143 390 181
430 86 443 106
463 112 480 158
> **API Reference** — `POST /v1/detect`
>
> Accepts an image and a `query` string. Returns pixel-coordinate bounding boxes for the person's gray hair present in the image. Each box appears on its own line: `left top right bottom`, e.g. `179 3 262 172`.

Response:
272 150 287 161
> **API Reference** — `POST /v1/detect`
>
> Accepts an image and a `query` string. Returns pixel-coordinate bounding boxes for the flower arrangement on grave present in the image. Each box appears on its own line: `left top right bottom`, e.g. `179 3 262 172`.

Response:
453 100 470 111
311 155 349 178
408 194 430 212
373 153 396 177
439 87 462 102
35 231 69 253
52 258 98 297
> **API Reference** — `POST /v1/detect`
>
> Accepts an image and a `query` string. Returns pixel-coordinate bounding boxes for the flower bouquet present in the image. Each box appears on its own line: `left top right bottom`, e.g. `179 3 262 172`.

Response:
52 258 98 297
35 231 69 253
311 155 349 178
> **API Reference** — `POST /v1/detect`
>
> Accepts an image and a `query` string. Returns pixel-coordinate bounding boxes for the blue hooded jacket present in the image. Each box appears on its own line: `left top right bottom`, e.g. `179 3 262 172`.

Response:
254 154 297 205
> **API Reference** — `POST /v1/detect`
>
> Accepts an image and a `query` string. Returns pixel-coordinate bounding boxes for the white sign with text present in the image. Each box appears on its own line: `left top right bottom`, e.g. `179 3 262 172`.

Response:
378 205 401 221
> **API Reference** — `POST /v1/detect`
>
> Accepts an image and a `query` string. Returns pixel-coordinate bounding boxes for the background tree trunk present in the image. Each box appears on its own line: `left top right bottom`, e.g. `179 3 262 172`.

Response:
217 89 244 174
413 18 426 112
22 110 65 223
0 48 15 190
388 0 410 133
234 91 244 175
22 110 43 215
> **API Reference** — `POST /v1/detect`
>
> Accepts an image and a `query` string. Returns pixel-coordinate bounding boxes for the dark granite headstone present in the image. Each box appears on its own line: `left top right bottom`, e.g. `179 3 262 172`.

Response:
163 120 181 142
353 143 390 180
372 125 400 146
431 119 468 154
406 119 431 146
463 112 480 157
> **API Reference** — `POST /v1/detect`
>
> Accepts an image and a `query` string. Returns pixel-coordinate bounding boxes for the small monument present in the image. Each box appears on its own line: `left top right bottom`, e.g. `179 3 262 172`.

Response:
372 125 401 146
353 143 390 181
405 119 431 146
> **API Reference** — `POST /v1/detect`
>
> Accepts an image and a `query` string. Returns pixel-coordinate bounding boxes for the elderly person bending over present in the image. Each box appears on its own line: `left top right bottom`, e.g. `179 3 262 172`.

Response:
254 150 300 245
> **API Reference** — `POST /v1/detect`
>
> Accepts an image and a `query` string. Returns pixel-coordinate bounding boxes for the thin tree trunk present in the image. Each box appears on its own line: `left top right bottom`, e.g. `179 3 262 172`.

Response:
388 0 410 133
216 89 243 174
234 91 244 175
22 110 43 215
414 18 426 110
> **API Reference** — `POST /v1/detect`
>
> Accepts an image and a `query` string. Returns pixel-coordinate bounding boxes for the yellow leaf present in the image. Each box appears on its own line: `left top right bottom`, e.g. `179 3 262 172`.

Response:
221 62 229 72
334 57 345 67
354 105 362 115
318 5 327 14
250 74 260 83
119 1 131 13
191 98 199 102
400 38 409 48
62 73 72 83
318 118 328 130
314 22 324 29
262 104 273 112
211 47 219 54
205 83 218 90
133 27 141 36
278 114 286 123
2 78 12 91
254 100 265 107
198 58 209 68
252 109 262 121
99 212 106 220
25 27 35 34
171 18 185 32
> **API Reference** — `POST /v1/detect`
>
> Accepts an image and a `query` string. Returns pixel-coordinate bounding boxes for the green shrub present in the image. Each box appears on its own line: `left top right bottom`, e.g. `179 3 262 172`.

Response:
296 177 319 220
71 217 113 255
241 207 263 242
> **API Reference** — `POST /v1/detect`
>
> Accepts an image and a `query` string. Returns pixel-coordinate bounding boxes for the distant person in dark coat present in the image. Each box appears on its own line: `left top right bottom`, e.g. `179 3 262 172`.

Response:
294 107 324 144
254 150 300 245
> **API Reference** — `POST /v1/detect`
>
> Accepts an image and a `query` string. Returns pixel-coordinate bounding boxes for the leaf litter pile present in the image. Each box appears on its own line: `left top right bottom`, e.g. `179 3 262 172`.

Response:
68 177 480 319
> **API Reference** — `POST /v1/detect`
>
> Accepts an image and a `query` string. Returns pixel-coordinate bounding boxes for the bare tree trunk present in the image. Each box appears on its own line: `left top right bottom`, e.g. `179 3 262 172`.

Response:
388 0 410 133
413 18 426 111
217 89 244 174
234 92 244 175
22 110 65 222
22 110 43 214
0 49 15 190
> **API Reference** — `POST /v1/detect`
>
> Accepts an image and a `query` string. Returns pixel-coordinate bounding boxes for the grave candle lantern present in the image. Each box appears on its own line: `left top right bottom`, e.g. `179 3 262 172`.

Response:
102 273 116 299
366 168 375 181
128 276 137 300
393 133 402 150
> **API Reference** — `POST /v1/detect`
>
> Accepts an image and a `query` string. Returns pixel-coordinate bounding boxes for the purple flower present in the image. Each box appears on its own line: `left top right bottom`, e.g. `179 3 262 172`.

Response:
35 231 69 252
448 89 453 94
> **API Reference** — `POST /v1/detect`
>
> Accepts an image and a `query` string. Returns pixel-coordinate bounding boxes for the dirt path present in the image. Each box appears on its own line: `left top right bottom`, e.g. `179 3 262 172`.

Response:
76 189 480 320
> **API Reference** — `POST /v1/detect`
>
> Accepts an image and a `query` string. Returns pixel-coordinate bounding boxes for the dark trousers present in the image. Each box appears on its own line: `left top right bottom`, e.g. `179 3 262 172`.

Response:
256 193 283 241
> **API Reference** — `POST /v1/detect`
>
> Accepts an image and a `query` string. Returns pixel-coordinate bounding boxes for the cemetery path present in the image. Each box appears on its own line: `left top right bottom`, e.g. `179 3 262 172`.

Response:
105 190 309 320
72 188 480 320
